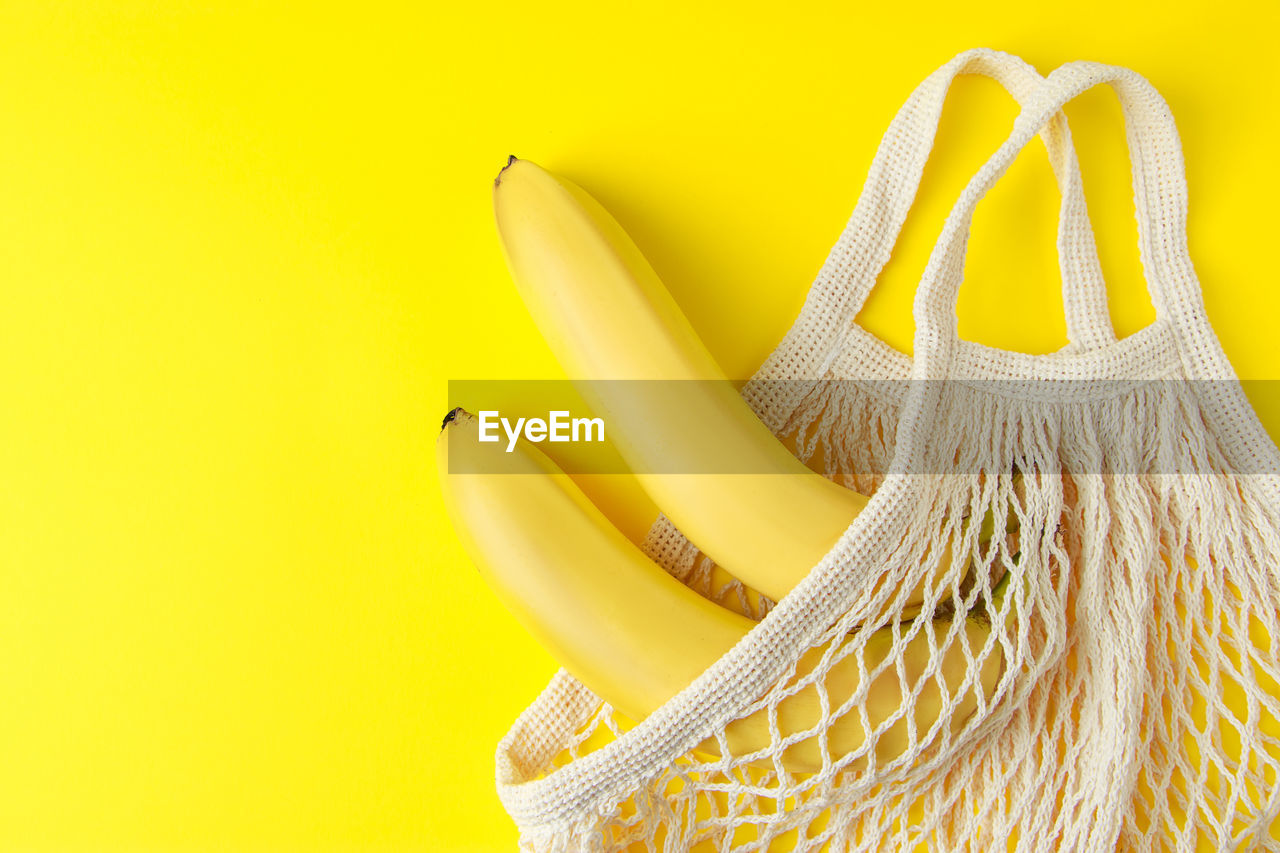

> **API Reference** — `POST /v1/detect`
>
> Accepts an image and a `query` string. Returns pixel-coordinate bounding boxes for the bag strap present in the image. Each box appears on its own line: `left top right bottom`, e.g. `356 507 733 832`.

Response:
789 48 1114 376
897 60 1280 485
905 61 1183 366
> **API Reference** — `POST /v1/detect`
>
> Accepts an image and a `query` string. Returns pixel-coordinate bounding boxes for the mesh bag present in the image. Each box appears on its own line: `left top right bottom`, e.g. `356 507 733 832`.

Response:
491 49 1280 852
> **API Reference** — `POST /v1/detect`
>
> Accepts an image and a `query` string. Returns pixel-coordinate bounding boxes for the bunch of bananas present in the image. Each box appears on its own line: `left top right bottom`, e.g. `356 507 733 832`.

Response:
438 157 1018 773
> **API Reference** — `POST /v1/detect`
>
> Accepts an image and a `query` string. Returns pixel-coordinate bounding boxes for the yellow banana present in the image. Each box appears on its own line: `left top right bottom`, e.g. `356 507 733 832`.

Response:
492 157 870 605
438 408 1008 773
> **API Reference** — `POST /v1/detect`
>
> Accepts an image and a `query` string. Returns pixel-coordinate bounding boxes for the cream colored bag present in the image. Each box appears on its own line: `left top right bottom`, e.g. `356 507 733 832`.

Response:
493 49 1280 852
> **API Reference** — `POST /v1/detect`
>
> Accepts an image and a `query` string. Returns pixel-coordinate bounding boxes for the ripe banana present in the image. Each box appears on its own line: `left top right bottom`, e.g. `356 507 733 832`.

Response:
438 408 1009 773
492 157 872 605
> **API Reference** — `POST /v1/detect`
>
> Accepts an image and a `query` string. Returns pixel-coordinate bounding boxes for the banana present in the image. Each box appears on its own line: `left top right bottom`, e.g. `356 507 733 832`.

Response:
438 408 1009 773
491 156 872 605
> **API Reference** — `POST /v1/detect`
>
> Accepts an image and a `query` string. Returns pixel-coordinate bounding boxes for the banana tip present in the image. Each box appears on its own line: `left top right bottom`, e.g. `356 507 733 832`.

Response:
441 407 468 432
494 154 518 188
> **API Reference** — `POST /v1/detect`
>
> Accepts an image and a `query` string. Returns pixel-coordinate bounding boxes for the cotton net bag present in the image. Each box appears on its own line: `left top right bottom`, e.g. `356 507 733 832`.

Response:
492 49 1280 852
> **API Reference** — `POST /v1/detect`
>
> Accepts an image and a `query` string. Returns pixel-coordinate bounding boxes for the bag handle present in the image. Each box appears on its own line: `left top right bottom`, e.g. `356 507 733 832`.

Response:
906 60 1198 375
896 60 1280 487
806 48 1115 366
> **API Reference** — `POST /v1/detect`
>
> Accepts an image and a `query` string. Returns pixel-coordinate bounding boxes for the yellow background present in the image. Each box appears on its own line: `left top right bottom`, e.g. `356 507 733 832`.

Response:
2 2 1278 850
